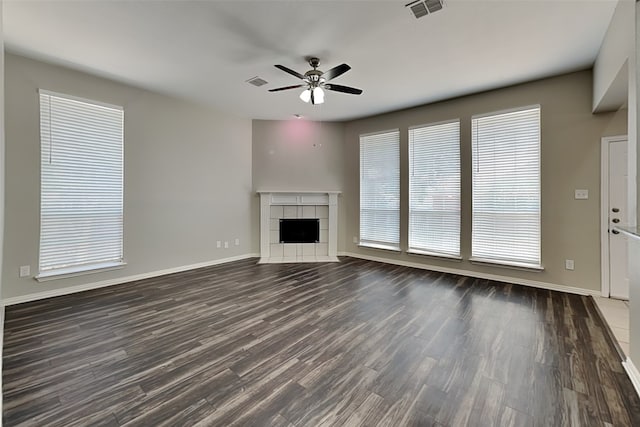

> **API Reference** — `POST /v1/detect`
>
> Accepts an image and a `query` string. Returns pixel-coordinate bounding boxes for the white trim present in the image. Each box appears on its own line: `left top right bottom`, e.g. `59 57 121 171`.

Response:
623 357 640 398
601 137 611 297
1 254 259 306
469 257 544 272
340 252 601 296
327 193 339 259
35 261 126 282
358 242 401 252
407 249 462 261
600 135 629 298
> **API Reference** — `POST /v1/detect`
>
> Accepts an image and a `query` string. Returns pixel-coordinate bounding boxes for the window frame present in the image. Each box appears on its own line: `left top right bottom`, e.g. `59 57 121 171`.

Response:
470 104 542 270
359 128 401 252
408 119 461 259
36 89 126 281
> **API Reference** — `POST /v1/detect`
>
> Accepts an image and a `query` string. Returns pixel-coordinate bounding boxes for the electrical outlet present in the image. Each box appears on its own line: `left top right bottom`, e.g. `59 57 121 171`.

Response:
224 241 229 249
565 259 574 270
235 238 240 246
574 189 588 200
19 265 30 277
216 241 221 248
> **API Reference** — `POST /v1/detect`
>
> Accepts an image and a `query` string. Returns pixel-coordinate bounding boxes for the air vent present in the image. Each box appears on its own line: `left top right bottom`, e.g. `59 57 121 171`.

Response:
425 0 443 13
410 2 428 18
246 76 268 87
406 0 444 18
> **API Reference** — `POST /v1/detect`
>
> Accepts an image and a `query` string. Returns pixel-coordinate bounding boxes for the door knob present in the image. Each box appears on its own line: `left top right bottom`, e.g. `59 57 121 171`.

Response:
612 229 620 234
612 208 620 213
612 218 620 223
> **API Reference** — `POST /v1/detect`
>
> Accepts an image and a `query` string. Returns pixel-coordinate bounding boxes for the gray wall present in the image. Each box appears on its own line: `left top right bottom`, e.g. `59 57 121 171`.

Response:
593 0 634 112
251 119 346 251
3 53 254 300
343 70 627 292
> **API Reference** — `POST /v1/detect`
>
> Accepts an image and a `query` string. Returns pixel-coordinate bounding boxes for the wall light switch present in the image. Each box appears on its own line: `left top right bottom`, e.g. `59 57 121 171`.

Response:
216 241 221 248
235 238 240 246
19 265 30 277
574 189 589 200
224 241 229 249
565 259 574 270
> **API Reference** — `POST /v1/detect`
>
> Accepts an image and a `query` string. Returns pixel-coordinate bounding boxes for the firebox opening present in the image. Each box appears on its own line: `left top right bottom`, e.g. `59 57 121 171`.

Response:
279 218 320 243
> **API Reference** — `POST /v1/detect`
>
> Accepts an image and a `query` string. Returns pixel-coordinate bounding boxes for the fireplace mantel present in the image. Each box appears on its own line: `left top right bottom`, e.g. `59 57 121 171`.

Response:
257 191 340 264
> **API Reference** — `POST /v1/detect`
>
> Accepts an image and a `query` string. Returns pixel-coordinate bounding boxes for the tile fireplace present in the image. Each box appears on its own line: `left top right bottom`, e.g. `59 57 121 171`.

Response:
257 191 340 263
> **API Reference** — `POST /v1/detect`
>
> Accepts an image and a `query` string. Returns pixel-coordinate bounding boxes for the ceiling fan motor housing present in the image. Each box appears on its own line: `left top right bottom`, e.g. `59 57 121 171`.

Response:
305 70 324 85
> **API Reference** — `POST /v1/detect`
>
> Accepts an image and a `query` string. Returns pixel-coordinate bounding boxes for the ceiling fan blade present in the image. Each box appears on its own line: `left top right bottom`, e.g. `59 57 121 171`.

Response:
322 63 351 81
268 84 305 92
274 65 305 80
324 84 363 95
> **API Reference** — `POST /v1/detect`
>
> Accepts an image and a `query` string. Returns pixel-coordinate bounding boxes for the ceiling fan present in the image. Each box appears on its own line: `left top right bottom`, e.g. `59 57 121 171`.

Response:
269 57 363 105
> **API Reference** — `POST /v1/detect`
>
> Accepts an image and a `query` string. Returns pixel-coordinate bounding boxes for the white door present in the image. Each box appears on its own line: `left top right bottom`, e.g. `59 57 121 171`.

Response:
608 138 629 300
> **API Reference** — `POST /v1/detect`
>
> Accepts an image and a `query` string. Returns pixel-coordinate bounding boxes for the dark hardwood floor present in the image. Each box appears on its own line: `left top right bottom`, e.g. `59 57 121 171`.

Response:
3 257 640 426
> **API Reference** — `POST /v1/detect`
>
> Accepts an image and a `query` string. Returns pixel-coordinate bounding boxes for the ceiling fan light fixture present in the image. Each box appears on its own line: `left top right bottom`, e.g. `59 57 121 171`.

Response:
312 87 325 104
300 89 311 103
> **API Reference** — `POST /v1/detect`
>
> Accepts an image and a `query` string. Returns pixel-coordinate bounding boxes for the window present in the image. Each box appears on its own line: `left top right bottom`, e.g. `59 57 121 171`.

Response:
409 120 460 257
471 105 541 268
359 129 400 250
38 90 124 279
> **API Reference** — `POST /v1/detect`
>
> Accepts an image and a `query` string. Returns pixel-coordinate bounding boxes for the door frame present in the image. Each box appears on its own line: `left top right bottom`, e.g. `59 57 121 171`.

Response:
601 135 630 297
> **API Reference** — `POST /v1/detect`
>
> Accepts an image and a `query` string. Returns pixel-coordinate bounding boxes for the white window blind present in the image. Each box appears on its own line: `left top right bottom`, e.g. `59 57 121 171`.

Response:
409 120 460 257
39 90 124 277
471 106 541 268
359 130 400 250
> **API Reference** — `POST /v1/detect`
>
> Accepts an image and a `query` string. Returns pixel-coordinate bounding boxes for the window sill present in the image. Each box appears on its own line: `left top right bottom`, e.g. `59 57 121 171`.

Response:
35 261 126 282
469 257 543 272
407 249 462 261
358 242 401 253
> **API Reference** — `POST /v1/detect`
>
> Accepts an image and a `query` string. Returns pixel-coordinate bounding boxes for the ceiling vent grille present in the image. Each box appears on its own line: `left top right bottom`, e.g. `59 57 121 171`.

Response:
246 76 268 87
410 2 428 18
406 0 444 18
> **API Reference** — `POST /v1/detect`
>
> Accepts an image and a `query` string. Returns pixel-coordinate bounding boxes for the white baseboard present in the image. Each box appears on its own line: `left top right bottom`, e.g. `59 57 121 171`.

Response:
338 251 600 297
623 357 640 398
1 253 260 306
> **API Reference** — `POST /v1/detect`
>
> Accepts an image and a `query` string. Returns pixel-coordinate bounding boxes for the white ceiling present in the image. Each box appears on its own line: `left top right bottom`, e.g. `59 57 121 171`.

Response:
3 0 618 122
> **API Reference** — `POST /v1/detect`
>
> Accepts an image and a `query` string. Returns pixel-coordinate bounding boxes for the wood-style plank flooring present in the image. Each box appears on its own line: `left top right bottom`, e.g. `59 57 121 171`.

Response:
3 257 640 426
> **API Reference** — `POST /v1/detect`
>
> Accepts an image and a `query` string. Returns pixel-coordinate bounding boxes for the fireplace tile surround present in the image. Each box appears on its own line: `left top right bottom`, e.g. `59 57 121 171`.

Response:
258 191 340 263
